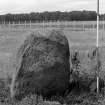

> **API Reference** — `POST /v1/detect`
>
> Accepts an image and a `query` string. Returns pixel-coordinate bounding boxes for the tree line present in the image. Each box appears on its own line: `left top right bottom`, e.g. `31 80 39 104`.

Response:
0 10 104 23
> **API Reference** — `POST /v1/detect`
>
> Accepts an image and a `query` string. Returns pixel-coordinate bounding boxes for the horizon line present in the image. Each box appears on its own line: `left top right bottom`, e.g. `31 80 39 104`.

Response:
0 10 105 15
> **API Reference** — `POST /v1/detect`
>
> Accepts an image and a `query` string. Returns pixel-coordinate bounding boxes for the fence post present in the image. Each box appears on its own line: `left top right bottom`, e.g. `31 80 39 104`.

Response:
19 20 20 28
12 21 14 29
25 20 26 28
3 21 5 28
9 21 11 29
30 20 31 29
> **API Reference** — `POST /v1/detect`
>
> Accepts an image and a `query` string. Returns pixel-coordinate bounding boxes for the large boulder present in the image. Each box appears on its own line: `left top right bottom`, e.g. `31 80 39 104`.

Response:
10 30 70 100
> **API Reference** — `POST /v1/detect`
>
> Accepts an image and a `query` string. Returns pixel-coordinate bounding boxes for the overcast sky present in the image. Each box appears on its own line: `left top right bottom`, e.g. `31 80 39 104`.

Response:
0 0 105 15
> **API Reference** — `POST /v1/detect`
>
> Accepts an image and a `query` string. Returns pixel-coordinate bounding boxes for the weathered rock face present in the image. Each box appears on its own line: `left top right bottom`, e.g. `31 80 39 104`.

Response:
10 30 70 100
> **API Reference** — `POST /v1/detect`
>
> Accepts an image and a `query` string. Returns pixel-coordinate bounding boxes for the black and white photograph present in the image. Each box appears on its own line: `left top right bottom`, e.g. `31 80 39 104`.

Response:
0 0 105 105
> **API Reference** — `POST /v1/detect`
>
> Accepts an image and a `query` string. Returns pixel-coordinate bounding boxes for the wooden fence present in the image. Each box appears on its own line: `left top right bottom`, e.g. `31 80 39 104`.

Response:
0 21 105 31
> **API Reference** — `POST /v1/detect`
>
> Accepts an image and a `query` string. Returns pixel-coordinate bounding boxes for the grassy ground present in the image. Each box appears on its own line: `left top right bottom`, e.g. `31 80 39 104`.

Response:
0 28 105 78
0 27 105 105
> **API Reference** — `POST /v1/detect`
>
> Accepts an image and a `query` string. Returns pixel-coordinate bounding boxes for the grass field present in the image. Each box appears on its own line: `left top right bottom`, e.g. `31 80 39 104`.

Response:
0 24 105 105
0 27 105 78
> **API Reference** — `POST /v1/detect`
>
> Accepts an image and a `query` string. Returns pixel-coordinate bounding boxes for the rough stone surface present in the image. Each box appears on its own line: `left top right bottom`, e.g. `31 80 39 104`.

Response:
10 30 70 100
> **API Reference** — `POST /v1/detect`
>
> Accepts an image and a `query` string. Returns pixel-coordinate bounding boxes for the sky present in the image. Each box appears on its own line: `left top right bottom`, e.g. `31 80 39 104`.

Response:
0 0 105 15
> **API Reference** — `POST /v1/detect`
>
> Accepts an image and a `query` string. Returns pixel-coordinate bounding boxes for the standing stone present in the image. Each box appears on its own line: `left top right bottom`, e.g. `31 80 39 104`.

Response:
10 30 70 100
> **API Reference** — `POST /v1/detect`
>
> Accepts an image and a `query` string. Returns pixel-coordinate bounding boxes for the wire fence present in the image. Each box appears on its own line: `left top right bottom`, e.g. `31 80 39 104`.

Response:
0 21 105 31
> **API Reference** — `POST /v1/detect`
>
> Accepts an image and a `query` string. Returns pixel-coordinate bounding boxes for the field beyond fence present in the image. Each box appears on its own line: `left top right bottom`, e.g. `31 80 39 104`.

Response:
0 21 105 31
